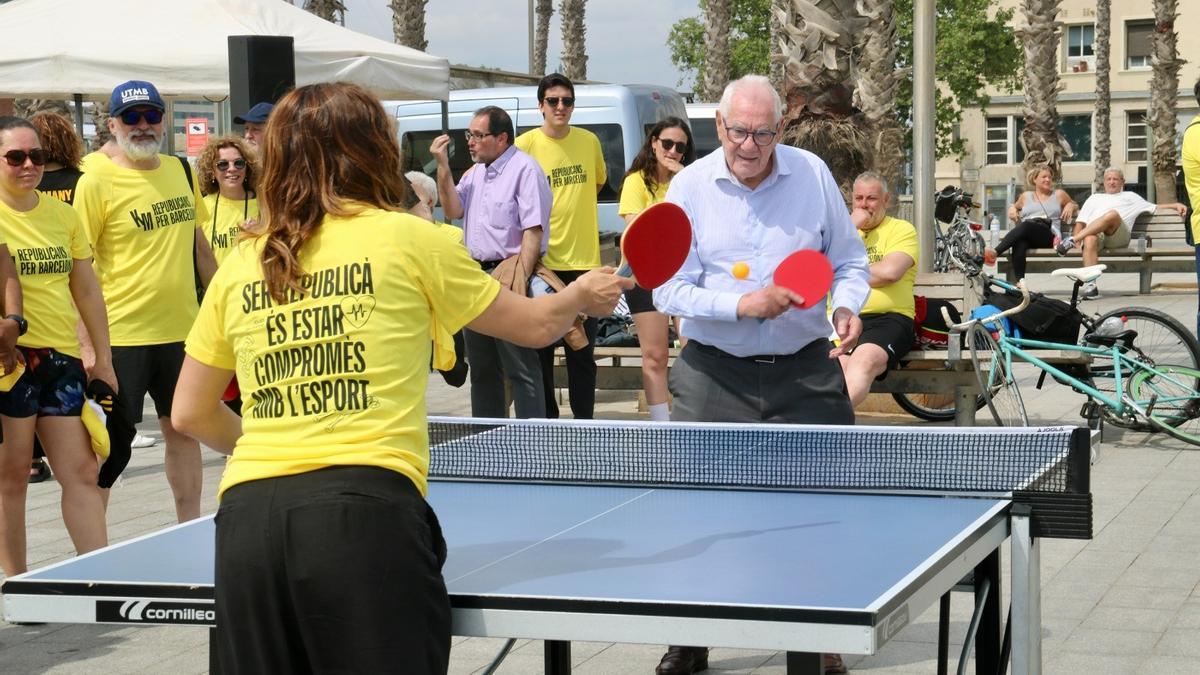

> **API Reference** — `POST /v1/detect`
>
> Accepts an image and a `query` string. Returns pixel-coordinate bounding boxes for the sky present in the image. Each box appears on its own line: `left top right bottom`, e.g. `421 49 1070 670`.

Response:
337 0 699 92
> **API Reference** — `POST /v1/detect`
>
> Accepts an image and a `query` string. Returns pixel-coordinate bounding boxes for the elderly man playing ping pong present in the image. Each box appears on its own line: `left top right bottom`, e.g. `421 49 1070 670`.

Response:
650 74 870 675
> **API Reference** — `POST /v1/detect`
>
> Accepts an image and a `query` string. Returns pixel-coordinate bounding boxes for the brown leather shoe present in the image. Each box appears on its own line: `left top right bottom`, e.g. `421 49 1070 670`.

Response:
655 646 709 674
823 652 848 674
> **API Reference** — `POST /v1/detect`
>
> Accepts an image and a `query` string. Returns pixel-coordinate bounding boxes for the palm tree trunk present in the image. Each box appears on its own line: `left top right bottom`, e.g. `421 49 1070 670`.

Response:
702 0 732 102
1149 0 1183 201
534 0 554 76
1017 0 1070 178
304 0 345 24
769 1 786 92
12 99 70 119
855 0 906 195
1092 0 1111 193
560 0 588 81
391 0 428 51
776 0 871 197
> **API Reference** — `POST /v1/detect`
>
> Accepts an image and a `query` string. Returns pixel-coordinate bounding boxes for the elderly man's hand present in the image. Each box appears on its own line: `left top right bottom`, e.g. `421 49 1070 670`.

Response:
828 307 862 358
737 286 805 320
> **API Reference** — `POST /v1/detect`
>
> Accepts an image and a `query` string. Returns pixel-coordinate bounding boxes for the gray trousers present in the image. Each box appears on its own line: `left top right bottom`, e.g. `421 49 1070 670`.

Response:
464 328 545 418
669 339 855 424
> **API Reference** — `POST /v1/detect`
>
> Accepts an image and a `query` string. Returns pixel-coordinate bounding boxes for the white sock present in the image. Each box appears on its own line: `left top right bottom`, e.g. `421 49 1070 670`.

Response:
648 402 670 421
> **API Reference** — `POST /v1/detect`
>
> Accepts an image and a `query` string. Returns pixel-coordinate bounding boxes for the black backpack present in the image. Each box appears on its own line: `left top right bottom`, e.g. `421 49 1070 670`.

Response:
983 287 1081 343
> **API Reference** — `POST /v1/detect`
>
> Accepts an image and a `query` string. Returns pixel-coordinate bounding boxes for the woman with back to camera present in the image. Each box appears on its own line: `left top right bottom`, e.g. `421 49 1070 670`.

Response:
619 116 695 421
196 135 260 267
171 82 630 673
984 165 1078 280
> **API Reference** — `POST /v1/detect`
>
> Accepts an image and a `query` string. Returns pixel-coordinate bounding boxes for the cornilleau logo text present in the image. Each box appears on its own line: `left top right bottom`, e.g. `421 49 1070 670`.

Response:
96 600 216 625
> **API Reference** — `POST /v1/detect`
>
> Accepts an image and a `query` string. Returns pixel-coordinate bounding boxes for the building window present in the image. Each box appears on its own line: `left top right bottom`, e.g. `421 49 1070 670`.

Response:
1061 114 1092 162
1066 24 1095 72
985 117 1009 165
1126 20 1153 70
983 185 1010 226
1127 111 1147 162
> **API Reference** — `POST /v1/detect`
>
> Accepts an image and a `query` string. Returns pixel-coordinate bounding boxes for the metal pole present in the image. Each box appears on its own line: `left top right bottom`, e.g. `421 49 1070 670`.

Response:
913 0 936 272
72 94 85 141
528 0 535 75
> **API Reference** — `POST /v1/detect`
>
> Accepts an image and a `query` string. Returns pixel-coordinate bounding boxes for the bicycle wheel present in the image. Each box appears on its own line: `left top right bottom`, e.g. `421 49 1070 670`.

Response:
1088 307 1200 408
891 392 987 422
1127 364 1200 446
969 324 1028 426
933 238 950 273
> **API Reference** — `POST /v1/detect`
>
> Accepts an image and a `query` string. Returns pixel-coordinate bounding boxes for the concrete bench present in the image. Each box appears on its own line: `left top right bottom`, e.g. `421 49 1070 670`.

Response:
1000 207 1193 293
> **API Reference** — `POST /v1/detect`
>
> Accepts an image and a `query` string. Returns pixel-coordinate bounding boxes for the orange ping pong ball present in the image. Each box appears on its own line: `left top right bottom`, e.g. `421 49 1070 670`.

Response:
732 261 749 279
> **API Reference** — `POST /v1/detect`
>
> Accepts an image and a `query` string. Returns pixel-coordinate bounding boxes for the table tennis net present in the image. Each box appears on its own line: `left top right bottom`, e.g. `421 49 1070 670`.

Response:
428 418 1091 539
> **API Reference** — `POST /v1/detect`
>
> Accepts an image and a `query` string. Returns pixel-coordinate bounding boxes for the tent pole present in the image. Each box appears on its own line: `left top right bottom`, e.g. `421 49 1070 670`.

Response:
73 94 85 140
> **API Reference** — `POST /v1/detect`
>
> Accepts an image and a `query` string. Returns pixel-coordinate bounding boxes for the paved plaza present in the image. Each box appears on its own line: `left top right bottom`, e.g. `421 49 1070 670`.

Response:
3 268 1200 674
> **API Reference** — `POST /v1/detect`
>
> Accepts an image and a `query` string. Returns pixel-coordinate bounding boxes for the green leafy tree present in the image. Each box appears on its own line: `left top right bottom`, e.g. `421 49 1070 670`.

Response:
667 0 1022 159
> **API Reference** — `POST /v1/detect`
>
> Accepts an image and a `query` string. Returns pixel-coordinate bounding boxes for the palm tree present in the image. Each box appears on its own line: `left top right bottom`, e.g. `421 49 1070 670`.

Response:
391 0 428 51
534 0 554 76
775 0 871 195
1016 0 1070 178
769 0 786 92
702 0 731 102
855 0 906 195
1148 0 1183 200
559 0 588 81
1092 0 1111 193
12 99 70 120
304 0 345 24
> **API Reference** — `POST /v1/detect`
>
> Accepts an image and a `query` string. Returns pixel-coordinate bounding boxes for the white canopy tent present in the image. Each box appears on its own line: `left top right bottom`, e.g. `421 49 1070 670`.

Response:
0 0 449 101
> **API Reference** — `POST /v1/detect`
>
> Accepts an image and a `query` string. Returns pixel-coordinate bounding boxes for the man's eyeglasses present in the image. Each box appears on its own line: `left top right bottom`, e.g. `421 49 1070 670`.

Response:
119 109 164 126
3 149 46 167
215 158 247 171
544 96 575 108
464 131 494 143
724 125 777 147
658 138 688 153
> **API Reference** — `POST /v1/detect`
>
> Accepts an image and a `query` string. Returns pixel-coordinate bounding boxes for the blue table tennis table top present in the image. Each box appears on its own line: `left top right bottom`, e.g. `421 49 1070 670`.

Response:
4 477 1010 654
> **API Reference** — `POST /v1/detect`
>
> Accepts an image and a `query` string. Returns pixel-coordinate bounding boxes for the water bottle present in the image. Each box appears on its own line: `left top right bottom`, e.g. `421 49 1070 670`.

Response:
1094 315 1125 337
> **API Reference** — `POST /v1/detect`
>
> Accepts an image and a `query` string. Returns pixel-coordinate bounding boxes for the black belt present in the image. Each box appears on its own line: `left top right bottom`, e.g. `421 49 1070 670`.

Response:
477 259 503 271
690 340 811 364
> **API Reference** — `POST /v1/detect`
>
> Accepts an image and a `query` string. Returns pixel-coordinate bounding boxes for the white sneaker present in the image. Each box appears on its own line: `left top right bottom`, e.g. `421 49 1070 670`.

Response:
130 433 157 448
1081 282 1100 300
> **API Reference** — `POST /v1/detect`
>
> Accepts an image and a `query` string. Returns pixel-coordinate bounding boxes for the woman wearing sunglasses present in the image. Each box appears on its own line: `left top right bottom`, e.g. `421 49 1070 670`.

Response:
196 136 260 266
0 116 115 578
618 116 695 421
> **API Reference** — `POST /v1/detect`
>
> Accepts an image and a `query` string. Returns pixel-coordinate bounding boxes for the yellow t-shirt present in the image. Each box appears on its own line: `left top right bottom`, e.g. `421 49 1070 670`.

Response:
78 151 113 176
435 221 465 246
1182 116 1200 242
859 216 919 318
515 127 606 271
0 194 91 355
202 193 260 266
617 172 669 217
73 155 209 346
185 207 500 498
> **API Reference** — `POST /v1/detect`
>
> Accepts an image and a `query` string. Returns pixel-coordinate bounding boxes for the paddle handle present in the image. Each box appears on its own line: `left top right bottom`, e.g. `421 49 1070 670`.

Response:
616 262 634 278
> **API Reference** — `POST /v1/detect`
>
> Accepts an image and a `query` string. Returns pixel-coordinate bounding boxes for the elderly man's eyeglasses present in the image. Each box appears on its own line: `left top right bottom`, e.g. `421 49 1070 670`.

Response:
464 131 494 143
215 159 247 171
3 149 46 167
119 109 164 126
724 125 777 146
544 96 575 108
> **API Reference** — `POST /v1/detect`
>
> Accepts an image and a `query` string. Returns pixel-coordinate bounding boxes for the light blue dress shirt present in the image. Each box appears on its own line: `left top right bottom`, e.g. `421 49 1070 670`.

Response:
653 145 870 358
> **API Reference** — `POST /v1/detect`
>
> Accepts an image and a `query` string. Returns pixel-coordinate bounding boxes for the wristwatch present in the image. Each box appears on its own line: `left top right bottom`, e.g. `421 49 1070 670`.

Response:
5 314 27 336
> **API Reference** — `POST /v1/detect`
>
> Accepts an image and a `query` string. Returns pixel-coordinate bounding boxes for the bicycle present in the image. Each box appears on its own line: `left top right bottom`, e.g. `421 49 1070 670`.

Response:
945 272 1200 446
931 185 987 276
892 265 1200 422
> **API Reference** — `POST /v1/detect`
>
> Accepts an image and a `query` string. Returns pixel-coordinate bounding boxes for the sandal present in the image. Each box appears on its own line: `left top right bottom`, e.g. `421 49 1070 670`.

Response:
29 457 52 484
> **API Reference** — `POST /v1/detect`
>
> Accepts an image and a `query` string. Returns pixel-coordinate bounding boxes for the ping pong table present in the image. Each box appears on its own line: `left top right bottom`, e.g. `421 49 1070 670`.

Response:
3 419 1092 675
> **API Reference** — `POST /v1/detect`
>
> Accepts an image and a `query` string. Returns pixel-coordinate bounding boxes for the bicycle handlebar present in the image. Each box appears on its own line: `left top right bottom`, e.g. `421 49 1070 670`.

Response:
940 279 1031 334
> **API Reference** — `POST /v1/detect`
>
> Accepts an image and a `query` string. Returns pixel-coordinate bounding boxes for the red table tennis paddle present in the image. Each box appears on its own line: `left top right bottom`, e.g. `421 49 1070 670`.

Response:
617 202 692 289
773 249 833 309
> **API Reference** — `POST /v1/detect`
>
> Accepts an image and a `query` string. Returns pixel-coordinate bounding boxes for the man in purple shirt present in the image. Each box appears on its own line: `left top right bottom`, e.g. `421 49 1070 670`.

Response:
431 106 552 418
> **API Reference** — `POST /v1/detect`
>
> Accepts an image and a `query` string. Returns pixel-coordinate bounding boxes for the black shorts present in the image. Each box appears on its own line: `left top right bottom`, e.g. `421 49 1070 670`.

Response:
623 283 657 314
856 313 915 372
0 347 87 418
111 342 186 424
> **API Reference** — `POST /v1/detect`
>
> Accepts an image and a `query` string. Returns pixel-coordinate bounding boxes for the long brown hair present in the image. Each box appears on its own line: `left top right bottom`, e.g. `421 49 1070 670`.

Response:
624 117 694 197
28 112 82 169
196 135 259 196
258 83 407 303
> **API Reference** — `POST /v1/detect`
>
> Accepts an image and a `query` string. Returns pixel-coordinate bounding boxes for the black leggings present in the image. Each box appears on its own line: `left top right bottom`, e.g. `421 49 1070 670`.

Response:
994 220 1055 280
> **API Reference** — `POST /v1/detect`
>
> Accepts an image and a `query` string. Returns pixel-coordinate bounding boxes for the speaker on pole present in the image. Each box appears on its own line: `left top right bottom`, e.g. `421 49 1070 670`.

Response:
228 36 295 129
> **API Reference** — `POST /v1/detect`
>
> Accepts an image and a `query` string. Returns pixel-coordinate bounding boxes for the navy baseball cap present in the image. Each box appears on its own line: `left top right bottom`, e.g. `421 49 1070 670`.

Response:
110 80 165 116
234 102 274 125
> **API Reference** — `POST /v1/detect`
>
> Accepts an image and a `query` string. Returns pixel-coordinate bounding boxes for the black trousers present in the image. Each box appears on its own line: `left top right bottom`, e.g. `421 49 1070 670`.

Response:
214 466 450 674
994 220 1055 280
537 269 598 419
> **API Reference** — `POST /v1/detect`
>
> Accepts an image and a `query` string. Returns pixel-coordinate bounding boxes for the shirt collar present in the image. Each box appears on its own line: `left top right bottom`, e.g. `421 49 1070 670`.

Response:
484 144 518 174
711 145 790 191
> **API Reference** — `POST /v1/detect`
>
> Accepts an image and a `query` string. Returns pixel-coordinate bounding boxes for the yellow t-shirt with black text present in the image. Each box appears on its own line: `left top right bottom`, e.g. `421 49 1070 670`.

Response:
1182 115 1200 242
617 172 669 217
859 215 918 318
0 195 91 356
202 193 260 266
185 207 500 498
73 155 209 346
515 127 606 270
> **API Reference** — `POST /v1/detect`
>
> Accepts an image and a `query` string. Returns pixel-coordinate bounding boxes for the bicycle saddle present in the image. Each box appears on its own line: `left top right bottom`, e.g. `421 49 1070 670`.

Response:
1051 264 1106 284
